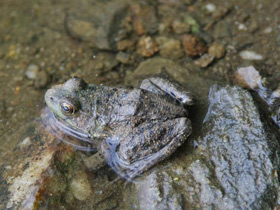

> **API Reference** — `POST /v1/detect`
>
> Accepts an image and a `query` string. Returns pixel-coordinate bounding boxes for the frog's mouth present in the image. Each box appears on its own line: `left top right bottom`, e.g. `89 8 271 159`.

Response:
44 108 97 152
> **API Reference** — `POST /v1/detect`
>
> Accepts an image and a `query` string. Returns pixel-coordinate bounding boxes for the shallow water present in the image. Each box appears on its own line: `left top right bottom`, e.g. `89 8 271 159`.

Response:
1 0 280 209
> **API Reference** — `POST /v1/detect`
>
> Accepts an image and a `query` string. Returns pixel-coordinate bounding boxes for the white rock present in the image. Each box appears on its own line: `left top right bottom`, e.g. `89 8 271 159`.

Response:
70 173 92 201
239 50 263 60
25 64 39 79
238 23 247 31
263 27 272 34
205 3 216 12
18 137 31 149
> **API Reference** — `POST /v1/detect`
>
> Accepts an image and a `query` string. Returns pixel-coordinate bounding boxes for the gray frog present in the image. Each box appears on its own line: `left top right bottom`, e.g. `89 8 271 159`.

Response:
45 77 193 179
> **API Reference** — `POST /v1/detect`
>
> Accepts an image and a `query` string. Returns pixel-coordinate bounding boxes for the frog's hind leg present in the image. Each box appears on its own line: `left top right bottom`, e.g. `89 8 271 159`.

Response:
102 118 192 181
140 77 193 105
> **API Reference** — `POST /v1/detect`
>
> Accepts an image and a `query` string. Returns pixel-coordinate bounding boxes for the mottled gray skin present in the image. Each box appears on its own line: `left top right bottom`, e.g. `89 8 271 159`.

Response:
45 77 193 179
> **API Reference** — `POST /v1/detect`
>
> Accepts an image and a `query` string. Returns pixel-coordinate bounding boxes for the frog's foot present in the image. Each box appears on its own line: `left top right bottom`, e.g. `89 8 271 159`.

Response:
140 77 193 105
102 118 191 181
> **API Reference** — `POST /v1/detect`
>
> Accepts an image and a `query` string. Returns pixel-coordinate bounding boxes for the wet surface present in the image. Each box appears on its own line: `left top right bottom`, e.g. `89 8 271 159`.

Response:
1 0 280 209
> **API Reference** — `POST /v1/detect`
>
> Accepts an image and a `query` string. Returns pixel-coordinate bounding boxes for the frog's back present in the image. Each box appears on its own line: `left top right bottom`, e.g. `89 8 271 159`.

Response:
91 86 187 125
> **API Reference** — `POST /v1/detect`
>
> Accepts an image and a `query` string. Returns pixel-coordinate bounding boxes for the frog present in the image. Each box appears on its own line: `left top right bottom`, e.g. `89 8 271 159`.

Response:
44 76 193 180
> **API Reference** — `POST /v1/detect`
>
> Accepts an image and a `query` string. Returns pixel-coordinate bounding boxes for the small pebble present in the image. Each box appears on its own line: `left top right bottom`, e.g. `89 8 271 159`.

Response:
239 50 263 60
171 20 190 35
25 64 39 79
18 137 32 149
116 52 130 64
137 36 159 57
205 3 216 13
70 173 92 201
183 34 208 57
208 43 225 59
263 27 272 34
34 71 50 88
194 54 215 68
238 23 247 31
234 66 262 90
117 40 135 51
156 37 183 59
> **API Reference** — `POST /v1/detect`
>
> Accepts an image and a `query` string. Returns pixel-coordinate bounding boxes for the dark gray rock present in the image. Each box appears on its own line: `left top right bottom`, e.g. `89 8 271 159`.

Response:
183 85 280 209
136 172 184 210
132 85 280 209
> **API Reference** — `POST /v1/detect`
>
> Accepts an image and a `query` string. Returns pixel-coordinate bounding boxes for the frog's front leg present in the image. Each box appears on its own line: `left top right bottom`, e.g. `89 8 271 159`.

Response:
140 77 193 105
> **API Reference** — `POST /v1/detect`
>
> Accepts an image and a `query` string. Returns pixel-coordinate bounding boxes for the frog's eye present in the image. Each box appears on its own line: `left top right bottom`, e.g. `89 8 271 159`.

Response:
61 102 75 115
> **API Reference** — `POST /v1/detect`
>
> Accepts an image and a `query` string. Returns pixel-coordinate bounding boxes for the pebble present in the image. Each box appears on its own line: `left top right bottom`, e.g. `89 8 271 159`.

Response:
34 71 50 89
205 3 216 13
18 137 32 149
208 43 225 59
239 50 263 60
116 52 130 64
93 52 119 72
137 36 159 57
182 34 207 57
156 37 183 59
238 23 247 31
234 66 262 90
25 64 39 80
70 172 92 201
194 53 215 68
171 20 190 35
117 40 135 51
263 27 272 34
131 4 158 35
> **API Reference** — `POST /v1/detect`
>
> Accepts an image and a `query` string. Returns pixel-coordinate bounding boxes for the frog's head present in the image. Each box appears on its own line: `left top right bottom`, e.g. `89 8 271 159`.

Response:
45 77 93 139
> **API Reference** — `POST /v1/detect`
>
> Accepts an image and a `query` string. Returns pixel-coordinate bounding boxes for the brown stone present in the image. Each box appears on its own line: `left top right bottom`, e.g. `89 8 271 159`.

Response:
208 43 225 59
131 4 158 36
137 36 159 57
117 40 135 51
182 34 208 57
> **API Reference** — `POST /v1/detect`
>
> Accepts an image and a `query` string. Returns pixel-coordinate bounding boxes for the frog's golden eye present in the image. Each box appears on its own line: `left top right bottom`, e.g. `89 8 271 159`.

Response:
61 102 74 115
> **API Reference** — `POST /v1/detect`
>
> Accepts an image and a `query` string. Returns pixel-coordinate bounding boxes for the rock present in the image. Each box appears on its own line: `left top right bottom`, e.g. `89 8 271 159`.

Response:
137 36 159 57
156 37 184 59
187 85 279 209
25 64 39 80
34 71 50 89
208 43 225 59
182 34 208 57
136 172 183 210
117 39 135 51
65 1 129 50
129 85 280 209
205 3 216 13
130 4 158 35
116 52 130 64
171 20 190 34
93 52 119 72
263 27 272 34
239 50 263 60
18 137 32 149
234 66 262 90
125 57 189 85
70 172 92 201
194 53 215 68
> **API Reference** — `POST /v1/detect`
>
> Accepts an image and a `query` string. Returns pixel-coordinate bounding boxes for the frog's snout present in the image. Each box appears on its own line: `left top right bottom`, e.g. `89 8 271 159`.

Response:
45 89 58 108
